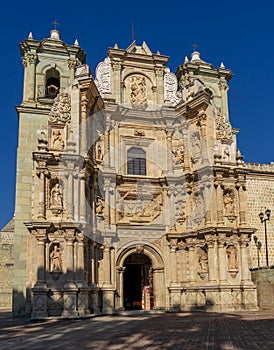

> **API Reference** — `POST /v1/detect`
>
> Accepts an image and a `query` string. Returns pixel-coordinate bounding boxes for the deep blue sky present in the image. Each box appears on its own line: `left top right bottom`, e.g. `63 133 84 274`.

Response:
0 0 273 229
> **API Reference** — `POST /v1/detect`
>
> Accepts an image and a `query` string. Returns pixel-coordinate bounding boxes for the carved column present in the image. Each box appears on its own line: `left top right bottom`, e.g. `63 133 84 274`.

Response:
207 239 217 282
31 230 49 318
76 233 89 315
103 245 111 286
89 242 99 314
37 168 47 219
101 242 115 313
117 267 125 310
169 239 178 286
166 131 173 173
198 113 209 165
79 172 86 223
182 126 191 172
185 183 192 230
237 177 247 226
167 183 176 229
153 267 165 309
22 53 36 102
80 95 88 156
215 174 224 225
240 238 250 282
66 169 74 221
219 77 229 119
217 236 227 283
62 229 78 317
188 243 196 283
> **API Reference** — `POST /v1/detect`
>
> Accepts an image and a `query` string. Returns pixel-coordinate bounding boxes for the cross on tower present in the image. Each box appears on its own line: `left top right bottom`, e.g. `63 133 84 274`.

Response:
52 20 60 30
192 43 198 51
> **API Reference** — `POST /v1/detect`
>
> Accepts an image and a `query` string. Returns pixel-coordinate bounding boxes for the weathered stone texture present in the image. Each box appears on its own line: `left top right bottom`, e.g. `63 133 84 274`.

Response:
251 268 274 309
0 221 14 307
246 169 274 267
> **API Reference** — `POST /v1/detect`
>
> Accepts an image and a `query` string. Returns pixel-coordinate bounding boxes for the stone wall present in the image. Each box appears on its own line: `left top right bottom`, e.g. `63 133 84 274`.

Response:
246 164 274 267
0 220 14 308
251 268 274 310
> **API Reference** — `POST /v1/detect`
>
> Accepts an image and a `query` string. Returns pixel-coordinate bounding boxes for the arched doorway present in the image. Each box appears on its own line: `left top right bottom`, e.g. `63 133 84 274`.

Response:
123 253 154 310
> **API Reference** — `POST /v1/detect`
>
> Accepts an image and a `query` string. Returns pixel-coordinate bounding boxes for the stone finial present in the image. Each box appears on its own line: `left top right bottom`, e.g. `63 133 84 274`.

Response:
191 51 201 62
114 43 119 49
220 62 225 68
74 39 79 47
28 32 33 40
50 29 61 40
184 56 189 63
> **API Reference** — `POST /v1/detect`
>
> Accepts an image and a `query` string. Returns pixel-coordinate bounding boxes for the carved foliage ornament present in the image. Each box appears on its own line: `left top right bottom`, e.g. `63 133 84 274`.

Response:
49 92 71 124
215 111 232 140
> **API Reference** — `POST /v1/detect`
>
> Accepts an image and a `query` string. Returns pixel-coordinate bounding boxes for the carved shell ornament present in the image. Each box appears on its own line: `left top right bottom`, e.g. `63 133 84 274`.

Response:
49 92 71 124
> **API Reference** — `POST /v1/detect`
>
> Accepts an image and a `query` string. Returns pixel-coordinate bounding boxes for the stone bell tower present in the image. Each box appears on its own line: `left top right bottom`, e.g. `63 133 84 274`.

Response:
13 29 86 316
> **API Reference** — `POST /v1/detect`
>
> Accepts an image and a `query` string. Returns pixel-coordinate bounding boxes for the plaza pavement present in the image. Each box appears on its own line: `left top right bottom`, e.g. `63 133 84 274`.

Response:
0 309 273 349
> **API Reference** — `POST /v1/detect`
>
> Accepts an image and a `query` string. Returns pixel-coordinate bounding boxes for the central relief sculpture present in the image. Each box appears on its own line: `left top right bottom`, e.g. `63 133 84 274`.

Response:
130 75 148 109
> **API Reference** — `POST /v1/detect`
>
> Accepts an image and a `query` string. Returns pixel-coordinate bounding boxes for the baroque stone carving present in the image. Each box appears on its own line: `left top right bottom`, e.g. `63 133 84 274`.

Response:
223 189 235 216
95 57 111 95
50 244 62 272
49 178 63 215
164 68 180 105
95 197 105 216
189 131 201 163
130 75 147 109
226 245 238 270
215 111 232 140
172 146 184 166
48 92 71 124
51 129 65 149
193 191 204 223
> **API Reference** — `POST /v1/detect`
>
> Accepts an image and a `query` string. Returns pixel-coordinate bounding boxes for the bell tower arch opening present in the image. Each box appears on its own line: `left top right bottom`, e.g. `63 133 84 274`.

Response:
46 68 60 98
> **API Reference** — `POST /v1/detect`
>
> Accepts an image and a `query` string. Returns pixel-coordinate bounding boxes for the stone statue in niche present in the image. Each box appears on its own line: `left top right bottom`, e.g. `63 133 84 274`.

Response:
50 244 62 271
223 189 235 215
130 75 147 109
96 197 105 216
222 146 230 161
227 245 238 270
193 191 204 221
49 181 63 208
52 129 65 149
198 248 208 271
172 146 184 166
189 131 201 162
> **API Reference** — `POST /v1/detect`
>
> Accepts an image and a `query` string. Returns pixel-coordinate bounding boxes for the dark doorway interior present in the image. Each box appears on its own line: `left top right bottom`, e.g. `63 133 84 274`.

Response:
123 253 153 310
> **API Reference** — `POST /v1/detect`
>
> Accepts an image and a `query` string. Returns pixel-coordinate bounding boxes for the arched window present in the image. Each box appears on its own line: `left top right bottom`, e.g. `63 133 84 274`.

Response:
46 68 60 98
127 148 146 175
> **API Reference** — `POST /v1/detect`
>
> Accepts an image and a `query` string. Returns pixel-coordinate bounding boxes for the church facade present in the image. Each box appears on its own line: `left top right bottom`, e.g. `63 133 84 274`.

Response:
11 29 274 318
